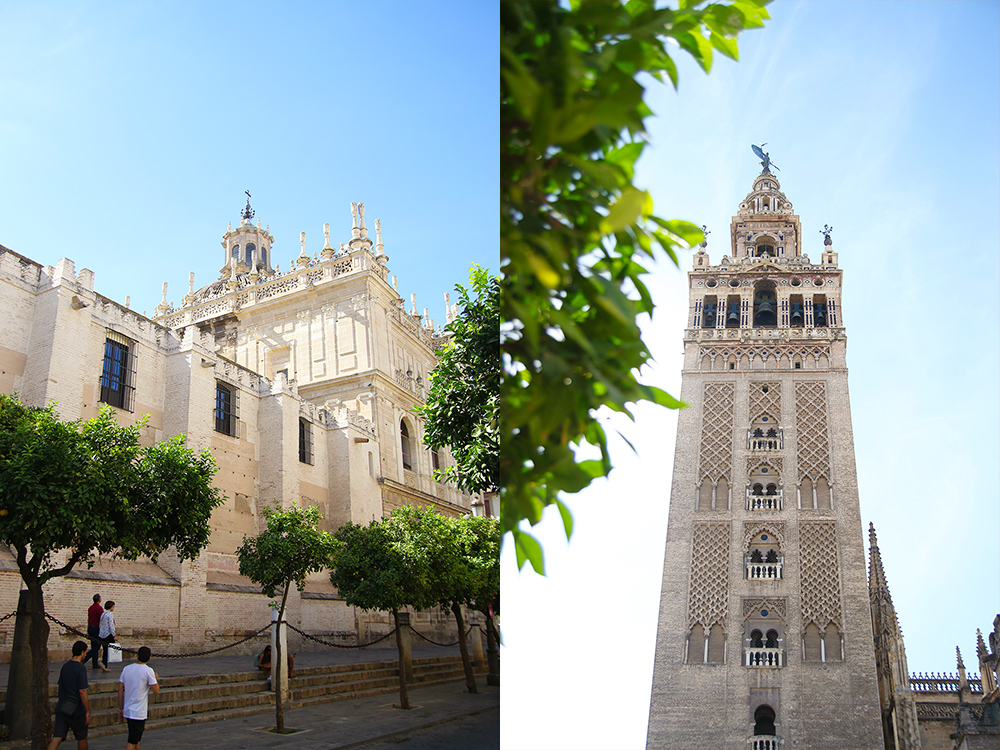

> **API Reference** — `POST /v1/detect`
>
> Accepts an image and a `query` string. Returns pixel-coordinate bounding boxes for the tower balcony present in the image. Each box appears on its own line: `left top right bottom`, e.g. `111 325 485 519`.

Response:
745 647 784 668
747 736 784 750
748 429 783 451
746 490 783 511
746 560 783 580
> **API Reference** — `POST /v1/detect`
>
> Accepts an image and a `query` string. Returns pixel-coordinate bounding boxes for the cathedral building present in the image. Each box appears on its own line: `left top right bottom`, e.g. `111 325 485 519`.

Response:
646 162 884 749
0 198 478 658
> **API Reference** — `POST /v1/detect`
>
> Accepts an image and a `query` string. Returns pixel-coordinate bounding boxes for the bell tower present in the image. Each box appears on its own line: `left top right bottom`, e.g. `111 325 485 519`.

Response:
646 150 883 749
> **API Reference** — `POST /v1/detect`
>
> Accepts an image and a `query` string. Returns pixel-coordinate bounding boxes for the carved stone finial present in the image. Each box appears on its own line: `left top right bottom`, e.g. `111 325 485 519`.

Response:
161 282 168 303
188 272 195 293
323 222 332 249
351 202 358 227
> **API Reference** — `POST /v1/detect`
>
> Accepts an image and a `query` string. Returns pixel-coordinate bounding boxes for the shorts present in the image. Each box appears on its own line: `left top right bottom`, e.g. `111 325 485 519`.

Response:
126 717 146 745
53 712 88 741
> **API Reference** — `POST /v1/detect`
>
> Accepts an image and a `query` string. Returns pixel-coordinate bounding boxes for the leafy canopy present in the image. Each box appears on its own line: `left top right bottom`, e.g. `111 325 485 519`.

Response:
331 506 443 613
418 266 499 495
236 503 341 599
0 394 223 584
501 0 770 573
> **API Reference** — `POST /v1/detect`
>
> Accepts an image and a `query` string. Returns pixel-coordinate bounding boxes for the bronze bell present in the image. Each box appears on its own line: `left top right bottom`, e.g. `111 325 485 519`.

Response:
754 297 776 326
790 303 803 324
814 303 827 325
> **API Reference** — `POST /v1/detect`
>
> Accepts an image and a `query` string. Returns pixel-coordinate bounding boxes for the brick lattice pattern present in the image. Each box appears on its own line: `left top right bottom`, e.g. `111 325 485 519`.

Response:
698 382 734 483
794 381 830 481
687 522 730 630
799 521 843 629
749 380 781 422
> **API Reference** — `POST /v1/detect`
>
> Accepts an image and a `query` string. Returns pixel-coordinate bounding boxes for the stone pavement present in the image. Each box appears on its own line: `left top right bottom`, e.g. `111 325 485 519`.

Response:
79 681 499 749
0 646 499 749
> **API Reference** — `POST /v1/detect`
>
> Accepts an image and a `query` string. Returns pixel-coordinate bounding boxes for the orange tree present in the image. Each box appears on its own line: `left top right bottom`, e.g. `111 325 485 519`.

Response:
501 0 770 572
0 395 222 749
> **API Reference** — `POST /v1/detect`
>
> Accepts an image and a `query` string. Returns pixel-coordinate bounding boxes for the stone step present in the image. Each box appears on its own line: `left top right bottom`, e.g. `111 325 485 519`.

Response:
67 657 485 739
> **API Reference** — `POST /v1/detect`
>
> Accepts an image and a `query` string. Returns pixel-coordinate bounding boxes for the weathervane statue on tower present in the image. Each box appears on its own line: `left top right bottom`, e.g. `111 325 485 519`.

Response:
752 143 779 174
242 190 255 222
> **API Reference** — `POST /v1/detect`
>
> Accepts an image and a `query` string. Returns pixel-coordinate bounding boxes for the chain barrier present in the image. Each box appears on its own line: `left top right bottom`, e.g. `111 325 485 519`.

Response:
0 611 15 624
284 622 397 649
409 624 474 647
36 611 474 657
43 612 271 658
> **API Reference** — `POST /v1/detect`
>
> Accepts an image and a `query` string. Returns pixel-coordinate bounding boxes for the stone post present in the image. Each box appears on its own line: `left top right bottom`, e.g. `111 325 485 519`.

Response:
397 611 413 683
486 614 500 687
469 612 485 668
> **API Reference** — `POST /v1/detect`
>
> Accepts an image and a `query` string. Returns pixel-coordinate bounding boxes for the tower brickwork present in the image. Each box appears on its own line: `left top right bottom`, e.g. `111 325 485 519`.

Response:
647 168 883 749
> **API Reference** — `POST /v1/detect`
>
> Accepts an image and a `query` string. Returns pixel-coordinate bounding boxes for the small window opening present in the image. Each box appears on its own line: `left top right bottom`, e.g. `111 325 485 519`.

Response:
754 705 777 737
298 418 313 464
400 420 412 471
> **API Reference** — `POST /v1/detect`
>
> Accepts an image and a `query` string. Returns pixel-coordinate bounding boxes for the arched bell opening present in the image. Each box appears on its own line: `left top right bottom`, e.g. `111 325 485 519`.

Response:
725 294 741 328
813 294 828 327
754 235 777 257
752 281 777 328
702 295 718 329
789 293 804 328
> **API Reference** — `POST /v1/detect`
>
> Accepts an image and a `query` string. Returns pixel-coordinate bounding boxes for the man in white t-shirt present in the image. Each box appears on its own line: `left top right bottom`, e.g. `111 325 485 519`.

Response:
117 647 159 750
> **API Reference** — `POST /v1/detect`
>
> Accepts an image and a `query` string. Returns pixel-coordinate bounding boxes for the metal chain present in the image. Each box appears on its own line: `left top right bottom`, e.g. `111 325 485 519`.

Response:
284 622 397 649
409 624 474 647
43 612 271 658
0 611 15 623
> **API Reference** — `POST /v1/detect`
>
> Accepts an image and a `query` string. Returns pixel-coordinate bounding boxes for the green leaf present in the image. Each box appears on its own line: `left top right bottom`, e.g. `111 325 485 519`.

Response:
709 31 740 61
599 187 651 235
513 528 545 574
555 498 574 540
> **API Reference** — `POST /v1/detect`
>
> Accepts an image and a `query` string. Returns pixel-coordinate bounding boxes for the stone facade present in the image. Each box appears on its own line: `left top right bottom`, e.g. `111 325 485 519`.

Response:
0 199 481 660
647 170 884 749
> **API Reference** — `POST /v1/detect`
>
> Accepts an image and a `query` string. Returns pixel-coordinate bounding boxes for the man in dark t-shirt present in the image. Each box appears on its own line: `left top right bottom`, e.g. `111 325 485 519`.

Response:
83 594 103 669
46 640 91 749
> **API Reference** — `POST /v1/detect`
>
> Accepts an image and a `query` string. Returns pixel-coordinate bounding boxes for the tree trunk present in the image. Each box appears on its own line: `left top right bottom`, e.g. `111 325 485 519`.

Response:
274 582 290 734
392 609 410 709
451 601 477 693
485 610 499 687
6 585 52 750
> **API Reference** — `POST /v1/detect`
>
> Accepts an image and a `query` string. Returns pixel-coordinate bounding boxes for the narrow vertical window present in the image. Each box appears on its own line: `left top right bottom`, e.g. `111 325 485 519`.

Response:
400 420 412 470
99 331 136 412
215 382 237 436
431 448 440 472
299 418 313 464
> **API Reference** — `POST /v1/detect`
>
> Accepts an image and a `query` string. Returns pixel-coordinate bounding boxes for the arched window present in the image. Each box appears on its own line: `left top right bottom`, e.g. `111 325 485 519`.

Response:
765 630 779 649
431 448 440 472
261 246 268 266
753 705 777 737
750 629 763 648
816 477 831 509
804 622 822 661
698 477 713 510
707 624 725 663
400 420 412 471
246 242 256 266
688 624 706 664
702 295 718 328
825 624 843 661
232 244 240 259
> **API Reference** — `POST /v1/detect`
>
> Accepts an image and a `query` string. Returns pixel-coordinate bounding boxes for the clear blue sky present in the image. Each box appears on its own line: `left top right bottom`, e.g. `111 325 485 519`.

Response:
501 2 1000 749
0 1 497 325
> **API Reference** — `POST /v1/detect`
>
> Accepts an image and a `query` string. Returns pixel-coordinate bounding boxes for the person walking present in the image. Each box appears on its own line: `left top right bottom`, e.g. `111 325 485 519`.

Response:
118 646 159 750
98 601 115 672
46 640 91 750
84 594 103 670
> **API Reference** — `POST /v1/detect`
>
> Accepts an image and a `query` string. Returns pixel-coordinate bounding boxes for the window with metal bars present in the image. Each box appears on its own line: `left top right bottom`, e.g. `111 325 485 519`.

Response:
400 420 412 470
299 418 313 464
99 331 137 412
215 382 239 436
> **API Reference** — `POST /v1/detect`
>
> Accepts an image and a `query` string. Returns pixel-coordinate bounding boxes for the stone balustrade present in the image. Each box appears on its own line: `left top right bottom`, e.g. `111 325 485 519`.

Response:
747 736 783 750
745 648 783 668
746 561 783 580
746 492 782 511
